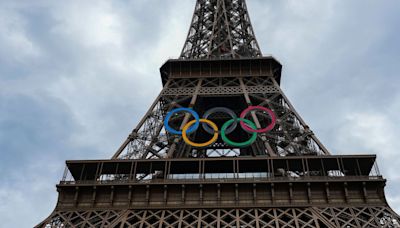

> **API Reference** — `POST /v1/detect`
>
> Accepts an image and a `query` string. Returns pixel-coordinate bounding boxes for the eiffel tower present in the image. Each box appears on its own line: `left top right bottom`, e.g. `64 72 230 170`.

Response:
37 0 400 227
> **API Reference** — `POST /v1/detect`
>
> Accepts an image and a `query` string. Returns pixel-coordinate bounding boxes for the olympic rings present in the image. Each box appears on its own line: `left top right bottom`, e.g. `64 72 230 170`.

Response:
182 119 219 147
164 107 199 135
164 106 276 148
202 107 237 134
240 106 276 133
221 118 257 147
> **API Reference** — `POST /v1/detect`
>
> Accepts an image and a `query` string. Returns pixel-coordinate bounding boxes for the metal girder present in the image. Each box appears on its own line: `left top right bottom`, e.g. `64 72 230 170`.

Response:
37 207 400 228
180 0 262 59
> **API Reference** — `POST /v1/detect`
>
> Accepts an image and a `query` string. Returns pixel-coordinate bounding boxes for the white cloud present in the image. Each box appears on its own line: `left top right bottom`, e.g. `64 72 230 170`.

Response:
0 158 62 227
336 112 394 155
50 1 124 49
335 111 400 212
0 8 42 63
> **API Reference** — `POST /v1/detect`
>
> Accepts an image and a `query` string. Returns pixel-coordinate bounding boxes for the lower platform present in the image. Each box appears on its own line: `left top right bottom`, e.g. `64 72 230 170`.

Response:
37 206 400 227
36 156 400 227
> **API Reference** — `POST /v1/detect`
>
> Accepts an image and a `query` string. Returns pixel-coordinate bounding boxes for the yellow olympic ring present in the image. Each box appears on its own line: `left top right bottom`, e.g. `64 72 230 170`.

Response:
182 119 219 147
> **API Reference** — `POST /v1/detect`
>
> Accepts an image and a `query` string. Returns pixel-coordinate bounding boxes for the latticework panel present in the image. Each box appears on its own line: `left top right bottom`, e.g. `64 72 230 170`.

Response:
181 0 261 59
37 207 400 228
38 210 122 228
314 207 400 228
113 75 330 159
114 75 330 159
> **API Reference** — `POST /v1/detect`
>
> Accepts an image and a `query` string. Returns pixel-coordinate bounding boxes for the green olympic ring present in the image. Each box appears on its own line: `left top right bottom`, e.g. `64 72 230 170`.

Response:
221 118 258 147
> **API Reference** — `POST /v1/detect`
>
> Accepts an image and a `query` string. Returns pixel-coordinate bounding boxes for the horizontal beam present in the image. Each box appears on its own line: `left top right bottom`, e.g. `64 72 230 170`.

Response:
55 180 386 210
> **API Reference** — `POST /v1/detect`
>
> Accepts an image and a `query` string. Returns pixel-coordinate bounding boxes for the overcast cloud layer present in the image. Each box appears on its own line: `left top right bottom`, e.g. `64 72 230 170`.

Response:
0 0 399 227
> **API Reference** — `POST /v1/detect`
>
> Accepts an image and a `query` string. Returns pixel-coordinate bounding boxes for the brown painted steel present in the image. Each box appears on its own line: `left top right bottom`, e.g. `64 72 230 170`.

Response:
37 0 399 227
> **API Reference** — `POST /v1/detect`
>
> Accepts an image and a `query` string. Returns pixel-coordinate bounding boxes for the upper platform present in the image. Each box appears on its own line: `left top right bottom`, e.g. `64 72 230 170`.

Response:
160 57 282 85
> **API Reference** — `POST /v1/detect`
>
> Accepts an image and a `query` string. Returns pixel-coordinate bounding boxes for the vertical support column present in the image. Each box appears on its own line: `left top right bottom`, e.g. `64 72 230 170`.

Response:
74 186 79 206
325 182 331 204
167 79 203 158
128 185 133 206
163 185 168 205
91 186 96 207
199 184 203 205
344 182 349 203
239 78 276 156
307 183 312 204
235 184 239 204
146 185 150 205
271 183 275 204
217 184 221 203
362 182 368 203
110 186 115 206
181 185 186 204
253 183 257 203
129 161 135 181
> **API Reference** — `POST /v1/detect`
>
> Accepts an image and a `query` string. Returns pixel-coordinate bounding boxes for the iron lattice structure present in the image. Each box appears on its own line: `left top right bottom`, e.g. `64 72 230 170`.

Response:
113 71 331 159
180 0 261 59
37 0 399 227
40 207 400 227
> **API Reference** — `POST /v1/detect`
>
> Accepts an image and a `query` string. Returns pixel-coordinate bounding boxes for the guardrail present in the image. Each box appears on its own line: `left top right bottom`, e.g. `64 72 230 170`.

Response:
59 175 383 185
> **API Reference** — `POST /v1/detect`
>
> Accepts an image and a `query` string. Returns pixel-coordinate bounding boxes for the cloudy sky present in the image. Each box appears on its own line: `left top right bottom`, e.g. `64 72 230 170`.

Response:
0 0 399 227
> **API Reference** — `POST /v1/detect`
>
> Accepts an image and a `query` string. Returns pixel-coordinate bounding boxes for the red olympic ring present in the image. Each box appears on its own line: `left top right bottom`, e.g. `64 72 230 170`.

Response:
240 106 276 133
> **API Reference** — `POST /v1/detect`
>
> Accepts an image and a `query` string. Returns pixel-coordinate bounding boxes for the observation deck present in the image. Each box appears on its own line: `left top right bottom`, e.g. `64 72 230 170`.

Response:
56 155 386 210
160 57 282 86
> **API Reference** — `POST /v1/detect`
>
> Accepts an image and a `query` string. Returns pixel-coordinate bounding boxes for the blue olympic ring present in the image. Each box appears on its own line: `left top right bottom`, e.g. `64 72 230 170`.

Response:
163 107 200 135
